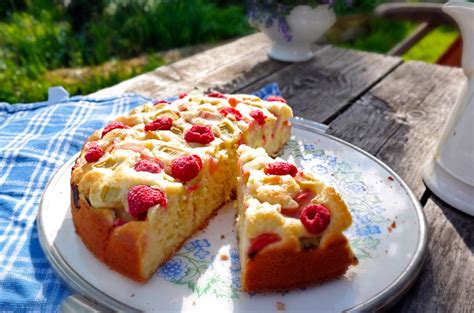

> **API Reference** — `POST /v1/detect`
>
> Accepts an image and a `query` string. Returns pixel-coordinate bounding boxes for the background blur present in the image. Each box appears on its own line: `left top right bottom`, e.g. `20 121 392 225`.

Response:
0 0 459 104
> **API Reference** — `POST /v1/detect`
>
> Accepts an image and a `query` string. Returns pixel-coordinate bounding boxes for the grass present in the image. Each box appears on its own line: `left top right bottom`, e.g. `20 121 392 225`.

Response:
332 18 418 54
403 26 459 63
331 17 459 64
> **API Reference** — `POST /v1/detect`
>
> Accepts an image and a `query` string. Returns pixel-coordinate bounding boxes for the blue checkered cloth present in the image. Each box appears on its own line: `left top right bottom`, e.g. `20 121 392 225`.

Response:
0 83 281 312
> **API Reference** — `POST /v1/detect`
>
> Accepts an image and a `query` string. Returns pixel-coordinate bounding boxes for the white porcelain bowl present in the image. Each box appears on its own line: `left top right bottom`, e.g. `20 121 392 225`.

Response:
249 5 336 62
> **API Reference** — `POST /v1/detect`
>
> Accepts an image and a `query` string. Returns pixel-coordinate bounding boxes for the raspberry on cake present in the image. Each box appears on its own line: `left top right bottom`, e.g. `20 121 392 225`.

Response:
236 145 358 291
144 117 173 132
70 93 294 283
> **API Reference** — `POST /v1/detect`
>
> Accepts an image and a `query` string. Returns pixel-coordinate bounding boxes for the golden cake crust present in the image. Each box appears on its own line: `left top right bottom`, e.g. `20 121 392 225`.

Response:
71 184 225 282
71 186 147 281
242 234 358 291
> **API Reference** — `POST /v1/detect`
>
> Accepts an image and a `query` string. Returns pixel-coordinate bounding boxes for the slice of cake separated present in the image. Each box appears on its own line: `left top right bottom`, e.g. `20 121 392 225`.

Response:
237 145 358 291
70 93 293 282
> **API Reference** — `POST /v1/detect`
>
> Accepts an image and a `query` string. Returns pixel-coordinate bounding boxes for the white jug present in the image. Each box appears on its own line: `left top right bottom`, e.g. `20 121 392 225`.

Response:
423 1 474 215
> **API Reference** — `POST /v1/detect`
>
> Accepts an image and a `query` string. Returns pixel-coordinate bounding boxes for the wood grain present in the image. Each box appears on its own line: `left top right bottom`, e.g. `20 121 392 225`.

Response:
93 33 276 98
93 34 309 102
329 61 465 196
240 46 402 122
93 34 401 127
390 197 474 313
328 61 471 311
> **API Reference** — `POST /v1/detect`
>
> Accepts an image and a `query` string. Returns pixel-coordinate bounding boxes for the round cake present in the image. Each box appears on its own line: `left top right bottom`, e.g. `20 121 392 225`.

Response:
70 92 356 291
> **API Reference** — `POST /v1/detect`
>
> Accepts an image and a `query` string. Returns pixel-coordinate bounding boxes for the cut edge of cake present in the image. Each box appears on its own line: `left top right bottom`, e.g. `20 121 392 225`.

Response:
236 145 358 291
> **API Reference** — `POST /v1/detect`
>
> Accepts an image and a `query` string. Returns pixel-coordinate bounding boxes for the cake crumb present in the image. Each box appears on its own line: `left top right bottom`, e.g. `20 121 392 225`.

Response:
388 176 394 181
220 234 225 240
220 254 229 261
276 301 286 311
387 221 397 233
130 293 135 298
192 301 196 306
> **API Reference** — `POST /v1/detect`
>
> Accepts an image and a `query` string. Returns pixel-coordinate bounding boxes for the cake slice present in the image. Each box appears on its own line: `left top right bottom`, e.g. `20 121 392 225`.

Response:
70 93 292 282
237 145 358 291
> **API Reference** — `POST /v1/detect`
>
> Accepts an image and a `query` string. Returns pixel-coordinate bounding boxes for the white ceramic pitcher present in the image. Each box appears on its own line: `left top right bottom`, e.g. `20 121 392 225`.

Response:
423 1 474 215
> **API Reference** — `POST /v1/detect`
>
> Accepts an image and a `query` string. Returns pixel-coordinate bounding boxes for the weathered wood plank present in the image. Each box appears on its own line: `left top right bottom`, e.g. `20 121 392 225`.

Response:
329 61 465 197
93 33 278 98
93 34 401 128
239 46 402 122
328 61 470 311
92 35 335 100
390 197 474 313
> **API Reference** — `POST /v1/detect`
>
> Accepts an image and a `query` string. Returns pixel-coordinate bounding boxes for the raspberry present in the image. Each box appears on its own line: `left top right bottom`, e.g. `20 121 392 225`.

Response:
144 117 173 131
295 189 316 205
134 159 163 174
84 143 104 163
71 161 79 173
281 189 316 218
127 185 167 218
171 155 202 182
184 125 215 144
179 92 187 99
102 121 129 138
247 233 281 258
300 204 331 235
154 99 170 105
228 97 237 107
219 107 242 121
250 110 267 125
265 162 298 177
112 218 127 228
266 95 287 103
208 91 227 99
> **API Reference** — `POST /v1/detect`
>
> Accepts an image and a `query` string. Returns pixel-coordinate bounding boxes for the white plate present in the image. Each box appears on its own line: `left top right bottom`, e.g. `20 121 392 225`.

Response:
38 119 427 312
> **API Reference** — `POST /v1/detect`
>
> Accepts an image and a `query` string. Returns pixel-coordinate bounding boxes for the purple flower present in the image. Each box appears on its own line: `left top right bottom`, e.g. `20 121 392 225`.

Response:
277 17 292 42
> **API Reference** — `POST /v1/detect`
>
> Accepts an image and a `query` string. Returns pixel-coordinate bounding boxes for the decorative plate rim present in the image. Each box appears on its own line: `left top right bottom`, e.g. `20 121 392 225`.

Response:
37 117 428 312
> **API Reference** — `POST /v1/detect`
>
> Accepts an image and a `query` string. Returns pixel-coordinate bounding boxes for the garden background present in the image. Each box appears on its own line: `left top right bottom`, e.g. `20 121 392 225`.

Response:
0 0 458 104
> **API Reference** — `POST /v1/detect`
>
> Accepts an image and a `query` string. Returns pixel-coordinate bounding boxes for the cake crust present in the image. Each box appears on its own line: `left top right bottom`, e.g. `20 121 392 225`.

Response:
71 184 225 282
71 186 148 281
242 234 358 291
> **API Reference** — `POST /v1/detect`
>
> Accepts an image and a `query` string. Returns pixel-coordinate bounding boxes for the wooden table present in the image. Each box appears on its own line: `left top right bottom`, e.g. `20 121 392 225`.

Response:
94 33 473 312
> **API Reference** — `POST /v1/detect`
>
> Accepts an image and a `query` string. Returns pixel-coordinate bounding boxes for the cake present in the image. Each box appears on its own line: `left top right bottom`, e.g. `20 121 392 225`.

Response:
236 145 357 291
70 92 356 290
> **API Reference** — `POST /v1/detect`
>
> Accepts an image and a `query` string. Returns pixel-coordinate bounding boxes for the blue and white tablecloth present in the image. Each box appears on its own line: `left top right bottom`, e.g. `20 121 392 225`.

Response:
0 84 281 312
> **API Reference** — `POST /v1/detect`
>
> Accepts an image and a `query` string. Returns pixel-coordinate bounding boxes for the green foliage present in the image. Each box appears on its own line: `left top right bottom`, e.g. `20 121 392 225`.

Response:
0 0 252 104
335 18 417 54
331 17 459 64
333 0 385 15
403 26 458 63
81 0 250 64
